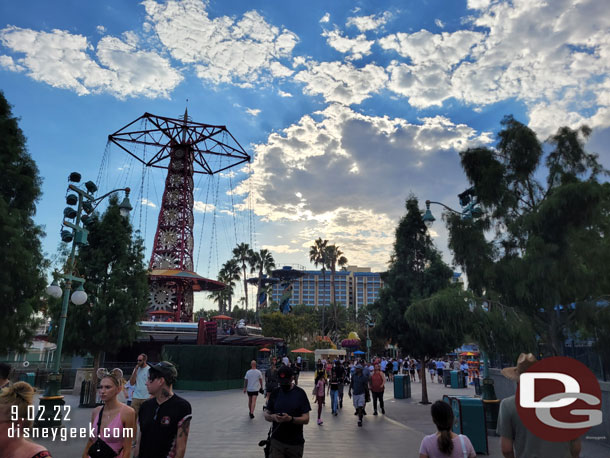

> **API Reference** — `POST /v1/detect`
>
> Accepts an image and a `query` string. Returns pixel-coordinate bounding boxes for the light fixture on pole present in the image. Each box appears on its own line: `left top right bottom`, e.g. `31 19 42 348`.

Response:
39 172 131 427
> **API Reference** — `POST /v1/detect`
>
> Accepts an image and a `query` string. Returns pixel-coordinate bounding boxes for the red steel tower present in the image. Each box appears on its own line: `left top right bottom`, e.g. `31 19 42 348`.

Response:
109 110 250 321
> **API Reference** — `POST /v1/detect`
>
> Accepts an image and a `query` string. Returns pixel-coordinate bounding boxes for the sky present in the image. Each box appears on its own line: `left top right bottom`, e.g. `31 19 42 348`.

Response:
1 0 609 310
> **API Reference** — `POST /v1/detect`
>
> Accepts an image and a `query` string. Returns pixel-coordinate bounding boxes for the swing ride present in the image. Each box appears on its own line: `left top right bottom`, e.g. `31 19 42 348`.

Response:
107 109 251 322
247 265 305 314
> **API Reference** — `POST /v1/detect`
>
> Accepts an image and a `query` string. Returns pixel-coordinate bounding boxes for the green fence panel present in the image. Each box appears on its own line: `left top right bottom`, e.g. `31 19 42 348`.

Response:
162 345 257 390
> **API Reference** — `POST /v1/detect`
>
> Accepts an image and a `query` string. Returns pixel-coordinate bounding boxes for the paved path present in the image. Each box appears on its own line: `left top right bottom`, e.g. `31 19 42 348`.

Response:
35 372 609 457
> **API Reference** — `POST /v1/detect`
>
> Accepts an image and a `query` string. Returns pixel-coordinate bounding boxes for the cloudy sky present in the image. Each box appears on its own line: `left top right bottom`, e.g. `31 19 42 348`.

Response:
2 0 609 308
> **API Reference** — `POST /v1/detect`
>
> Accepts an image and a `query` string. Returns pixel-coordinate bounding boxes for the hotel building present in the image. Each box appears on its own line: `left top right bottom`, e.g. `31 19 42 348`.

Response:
270 265 384 312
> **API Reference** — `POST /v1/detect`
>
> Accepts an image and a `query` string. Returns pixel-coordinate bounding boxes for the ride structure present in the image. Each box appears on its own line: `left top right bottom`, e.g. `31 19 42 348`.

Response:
108 110 250 322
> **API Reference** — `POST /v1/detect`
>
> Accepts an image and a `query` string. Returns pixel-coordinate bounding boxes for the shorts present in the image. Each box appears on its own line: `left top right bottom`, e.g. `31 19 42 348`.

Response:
429 369 436 374
352 393 365 408
393 370 398 375
270 438 304 458
437 368 443 376
247 391 259 397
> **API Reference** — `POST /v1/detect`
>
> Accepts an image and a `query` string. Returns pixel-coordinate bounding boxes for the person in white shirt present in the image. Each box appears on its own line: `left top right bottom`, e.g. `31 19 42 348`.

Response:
243 360 264 419
129 353 150 421
282 355 290 366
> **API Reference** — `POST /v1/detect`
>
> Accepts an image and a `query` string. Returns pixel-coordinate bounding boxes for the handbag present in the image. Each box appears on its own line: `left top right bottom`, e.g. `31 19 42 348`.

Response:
88 406 121 458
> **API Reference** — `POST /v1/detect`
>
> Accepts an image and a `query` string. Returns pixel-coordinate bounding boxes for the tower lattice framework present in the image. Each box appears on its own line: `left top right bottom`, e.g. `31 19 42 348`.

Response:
109 110 250 321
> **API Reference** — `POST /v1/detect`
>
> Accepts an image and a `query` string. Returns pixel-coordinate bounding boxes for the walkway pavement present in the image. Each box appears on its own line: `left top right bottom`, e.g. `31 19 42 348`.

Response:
35 372 609 457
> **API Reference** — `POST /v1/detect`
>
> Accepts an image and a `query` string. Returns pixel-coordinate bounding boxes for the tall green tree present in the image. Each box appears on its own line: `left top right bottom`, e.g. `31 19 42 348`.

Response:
250 248 276 315
219 258 240 313
232 242 255 312
371 197 454 403
325 244 348 305
48 196 148 392
0 92 47 352
447 116 609 356
309 238 328 332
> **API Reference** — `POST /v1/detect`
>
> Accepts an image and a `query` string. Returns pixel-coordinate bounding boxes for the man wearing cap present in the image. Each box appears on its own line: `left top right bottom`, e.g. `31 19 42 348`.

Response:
264 366 311 458
496 353 581 458
349 364 368 427
135 361 192 458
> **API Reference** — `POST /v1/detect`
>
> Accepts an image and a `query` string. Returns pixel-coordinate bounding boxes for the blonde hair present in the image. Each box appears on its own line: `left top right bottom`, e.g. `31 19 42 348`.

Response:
97 368 125 389
0 382 36 427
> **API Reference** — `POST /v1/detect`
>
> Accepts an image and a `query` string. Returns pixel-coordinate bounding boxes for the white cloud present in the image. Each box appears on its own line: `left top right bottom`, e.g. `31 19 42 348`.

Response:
435 19 445 28
0 55 24 72
262 244 301 254
346 12 392 32
0 26 182 99
278 89 292 97
234 104 491 269
194 201 215 213
143 0 298 87
246 107 261 116
322 29 374 60
141 198 157 208
377 0 610 131
96 25 106 34
320 13 330 24
294 61 388 105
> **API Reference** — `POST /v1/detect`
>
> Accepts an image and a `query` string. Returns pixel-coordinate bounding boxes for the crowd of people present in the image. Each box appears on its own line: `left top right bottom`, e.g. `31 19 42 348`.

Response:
0 352 586 458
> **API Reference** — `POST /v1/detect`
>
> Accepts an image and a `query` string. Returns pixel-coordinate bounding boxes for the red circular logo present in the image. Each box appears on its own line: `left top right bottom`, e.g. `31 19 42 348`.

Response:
516 356 602 441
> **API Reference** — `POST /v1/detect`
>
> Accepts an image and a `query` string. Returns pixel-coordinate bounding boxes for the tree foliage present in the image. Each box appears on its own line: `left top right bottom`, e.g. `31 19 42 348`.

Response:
447 116 609 356
48 197 149 365
0 91 47 352
371 197 454 403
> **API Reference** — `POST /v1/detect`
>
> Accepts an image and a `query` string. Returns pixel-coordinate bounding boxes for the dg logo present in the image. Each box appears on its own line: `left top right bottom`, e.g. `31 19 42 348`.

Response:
516 356 602 441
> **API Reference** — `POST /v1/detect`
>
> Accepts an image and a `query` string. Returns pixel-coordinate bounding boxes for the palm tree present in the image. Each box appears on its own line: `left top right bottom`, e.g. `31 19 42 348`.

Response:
208 281 227 314
309 238 328 334
232 243 255 312
325 244 348 305
219 258 240 313
251 249 276 315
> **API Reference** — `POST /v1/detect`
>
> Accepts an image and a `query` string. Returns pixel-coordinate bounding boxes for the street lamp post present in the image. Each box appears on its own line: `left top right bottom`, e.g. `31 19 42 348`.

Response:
38 173 131 427
422 192 497 402
365 313 375 362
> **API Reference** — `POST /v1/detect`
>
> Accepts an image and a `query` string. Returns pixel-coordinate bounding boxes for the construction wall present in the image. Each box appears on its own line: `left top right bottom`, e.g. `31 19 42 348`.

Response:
163 345 257 391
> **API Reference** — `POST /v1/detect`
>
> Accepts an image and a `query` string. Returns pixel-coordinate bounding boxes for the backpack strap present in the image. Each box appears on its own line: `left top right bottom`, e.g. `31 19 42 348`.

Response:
458 434 467 458
96 405 105 437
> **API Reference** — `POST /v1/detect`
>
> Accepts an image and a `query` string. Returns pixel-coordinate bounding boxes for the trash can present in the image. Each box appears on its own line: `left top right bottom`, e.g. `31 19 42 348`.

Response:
473 377 482 395
450 370 464 388
393 374 411 399
19 372 36 386
443 370 451 387
483 399 501 430
450 397 489 454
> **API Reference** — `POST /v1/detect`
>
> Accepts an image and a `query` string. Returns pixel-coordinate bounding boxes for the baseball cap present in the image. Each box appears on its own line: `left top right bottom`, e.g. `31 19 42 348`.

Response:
277 365 293 384
149 361 178 384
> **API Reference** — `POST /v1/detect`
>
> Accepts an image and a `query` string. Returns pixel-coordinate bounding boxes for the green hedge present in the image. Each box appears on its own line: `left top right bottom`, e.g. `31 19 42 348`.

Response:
162 345 257 391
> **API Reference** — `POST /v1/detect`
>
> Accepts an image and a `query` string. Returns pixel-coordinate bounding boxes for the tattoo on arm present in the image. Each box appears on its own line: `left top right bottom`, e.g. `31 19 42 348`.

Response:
178 419 191 438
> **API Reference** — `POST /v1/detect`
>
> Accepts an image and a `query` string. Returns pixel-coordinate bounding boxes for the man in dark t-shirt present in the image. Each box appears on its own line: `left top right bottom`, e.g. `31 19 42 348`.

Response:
264 366 311 458
136 361 192 458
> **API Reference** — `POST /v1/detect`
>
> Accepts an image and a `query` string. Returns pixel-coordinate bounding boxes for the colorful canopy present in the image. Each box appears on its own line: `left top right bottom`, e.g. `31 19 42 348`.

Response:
259 348 271 352
353 350 365 355
291 348 314 353
212 315 232 320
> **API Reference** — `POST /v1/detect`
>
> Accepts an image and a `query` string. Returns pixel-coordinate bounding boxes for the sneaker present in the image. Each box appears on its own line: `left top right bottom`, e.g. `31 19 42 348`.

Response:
354 411 358 415
358 420 362 427
373 411 378 415
381 408 385 414
317 419 323 425
249 412 254 419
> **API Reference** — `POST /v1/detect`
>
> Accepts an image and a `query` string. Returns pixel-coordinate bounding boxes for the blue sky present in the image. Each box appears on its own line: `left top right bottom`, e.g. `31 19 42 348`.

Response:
1 0 609 310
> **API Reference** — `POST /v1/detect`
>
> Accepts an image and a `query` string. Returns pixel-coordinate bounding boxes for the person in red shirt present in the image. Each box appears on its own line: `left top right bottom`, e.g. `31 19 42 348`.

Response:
369 363 385 415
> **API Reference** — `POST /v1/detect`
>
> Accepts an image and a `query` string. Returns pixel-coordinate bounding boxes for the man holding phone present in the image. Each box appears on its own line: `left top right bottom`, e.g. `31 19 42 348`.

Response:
264 366 311 457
